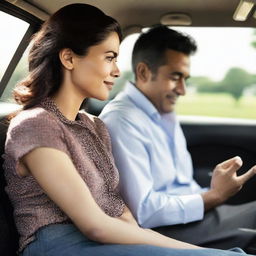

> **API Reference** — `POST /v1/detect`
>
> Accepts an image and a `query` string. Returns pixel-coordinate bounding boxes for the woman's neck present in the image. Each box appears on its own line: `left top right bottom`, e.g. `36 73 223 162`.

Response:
51 90 85 121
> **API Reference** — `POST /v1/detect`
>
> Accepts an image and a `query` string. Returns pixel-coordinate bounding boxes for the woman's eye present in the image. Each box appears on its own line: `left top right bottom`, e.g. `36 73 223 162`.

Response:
106 56 115 62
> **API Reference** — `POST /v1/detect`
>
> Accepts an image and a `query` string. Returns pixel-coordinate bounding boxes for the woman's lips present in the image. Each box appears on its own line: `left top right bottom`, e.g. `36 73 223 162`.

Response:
104 81 114 90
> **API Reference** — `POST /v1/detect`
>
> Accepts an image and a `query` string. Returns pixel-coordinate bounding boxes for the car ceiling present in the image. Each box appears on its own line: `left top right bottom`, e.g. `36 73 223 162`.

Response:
4 0 256 34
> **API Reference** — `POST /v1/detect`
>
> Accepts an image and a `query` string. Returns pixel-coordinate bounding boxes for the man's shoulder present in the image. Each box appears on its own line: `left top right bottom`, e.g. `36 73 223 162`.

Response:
103 92 134 111
100 93 146 123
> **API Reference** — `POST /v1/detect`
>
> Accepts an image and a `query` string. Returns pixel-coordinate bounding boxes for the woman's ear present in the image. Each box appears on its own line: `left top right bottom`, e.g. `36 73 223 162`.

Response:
59 48 74 70
136 62 151 82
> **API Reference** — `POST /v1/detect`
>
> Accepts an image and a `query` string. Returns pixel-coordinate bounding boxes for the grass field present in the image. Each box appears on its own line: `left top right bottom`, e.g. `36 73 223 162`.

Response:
176 93 256 119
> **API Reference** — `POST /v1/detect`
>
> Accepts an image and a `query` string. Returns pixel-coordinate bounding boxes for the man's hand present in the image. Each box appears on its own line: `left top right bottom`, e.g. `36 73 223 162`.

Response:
202 156 256 211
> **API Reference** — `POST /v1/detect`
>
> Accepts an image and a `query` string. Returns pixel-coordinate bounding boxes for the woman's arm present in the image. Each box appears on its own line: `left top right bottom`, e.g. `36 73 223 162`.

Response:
117 206 138 226
22 147 199 249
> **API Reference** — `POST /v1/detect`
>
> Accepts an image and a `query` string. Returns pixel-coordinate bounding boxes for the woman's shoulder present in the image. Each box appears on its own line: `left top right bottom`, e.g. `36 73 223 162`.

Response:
9 106 60 134
5 106 67 156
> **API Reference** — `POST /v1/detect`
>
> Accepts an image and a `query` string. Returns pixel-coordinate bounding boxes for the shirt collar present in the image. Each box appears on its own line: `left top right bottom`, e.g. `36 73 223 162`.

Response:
124 81 177 123
124 81 161 121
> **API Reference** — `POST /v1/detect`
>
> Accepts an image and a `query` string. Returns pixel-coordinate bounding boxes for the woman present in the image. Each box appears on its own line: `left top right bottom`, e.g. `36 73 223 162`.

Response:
3 3 253 256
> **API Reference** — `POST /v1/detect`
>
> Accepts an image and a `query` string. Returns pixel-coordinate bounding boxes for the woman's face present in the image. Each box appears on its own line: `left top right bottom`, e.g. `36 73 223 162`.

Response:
70 32 120 101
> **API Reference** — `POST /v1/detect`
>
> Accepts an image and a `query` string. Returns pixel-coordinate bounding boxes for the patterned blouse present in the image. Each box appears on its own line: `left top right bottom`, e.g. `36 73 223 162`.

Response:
3 98 125 252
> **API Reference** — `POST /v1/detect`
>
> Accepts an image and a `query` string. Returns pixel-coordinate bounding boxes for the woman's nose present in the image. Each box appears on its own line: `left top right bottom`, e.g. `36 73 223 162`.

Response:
112 62 120 78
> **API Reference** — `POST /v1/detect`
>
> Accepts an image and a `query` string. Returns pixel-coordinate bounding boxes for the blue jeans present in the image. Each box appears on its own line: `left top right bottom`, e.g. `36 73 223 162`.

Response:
21 224 251 256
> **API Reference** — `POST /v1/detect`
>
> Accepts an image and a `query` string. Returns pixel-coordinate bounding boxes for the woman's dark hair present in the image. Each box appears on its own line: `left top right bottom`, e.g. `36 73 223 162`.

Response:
14 3 122 109
132 25 197 79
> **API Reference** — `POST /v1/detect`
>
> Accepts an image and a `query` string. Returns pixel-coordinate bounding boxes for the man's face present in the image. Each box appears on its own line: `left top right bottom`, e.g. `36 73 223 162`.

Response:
143 49 190 114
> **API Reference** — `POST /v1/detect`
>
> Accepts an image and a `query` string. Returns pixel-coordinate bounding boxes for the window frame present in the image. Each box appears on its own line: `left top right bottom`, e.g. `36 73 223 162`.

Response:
0 1 42 97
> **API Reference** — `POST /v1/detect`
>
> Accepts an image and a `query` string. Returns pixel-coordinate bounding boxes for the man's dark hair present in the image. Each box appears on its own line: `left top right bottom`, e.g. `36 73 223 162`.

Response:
132 25 197 79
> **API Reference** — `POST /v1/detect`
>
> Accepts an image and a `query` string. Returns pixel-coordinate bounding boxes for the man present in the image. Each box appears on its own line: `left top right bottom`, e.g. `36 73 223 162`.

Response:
100 26 256 251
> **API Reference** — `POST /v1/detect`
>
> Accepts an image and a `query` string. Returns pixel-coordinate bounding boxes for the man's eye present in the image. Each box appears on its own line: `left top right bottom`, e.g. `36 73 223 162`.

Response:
170 76 180 81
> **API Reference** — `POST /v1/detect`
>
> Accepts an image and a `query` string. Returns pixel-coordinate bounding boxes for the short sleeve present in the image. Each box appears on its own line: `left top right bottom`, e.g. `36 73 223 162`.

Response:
4 108 69 170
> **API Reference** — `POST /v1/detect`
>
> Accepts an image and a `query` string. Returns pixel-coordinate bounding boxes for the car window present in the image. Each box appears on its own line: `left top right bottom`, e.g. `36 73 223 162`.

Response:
116 27 256 120
1 48 29 103
0 10 29 102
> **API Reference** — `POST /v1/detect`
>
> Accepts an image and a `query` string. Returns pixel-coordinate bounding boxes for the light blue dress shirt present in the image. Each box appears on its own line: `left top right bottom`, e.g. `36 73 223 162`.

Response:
100 82 207 228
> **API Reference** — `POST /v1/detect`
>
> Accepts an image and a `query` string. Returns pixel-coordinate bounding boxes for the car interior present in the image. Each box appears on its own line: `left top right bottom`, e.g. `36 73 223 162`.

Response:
1 0 256 255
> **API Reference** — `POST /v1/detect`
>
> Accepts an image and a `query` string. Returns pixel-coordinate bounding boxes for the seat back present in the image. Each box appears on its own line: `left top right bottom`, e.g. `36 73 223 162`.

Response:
0 118 19 255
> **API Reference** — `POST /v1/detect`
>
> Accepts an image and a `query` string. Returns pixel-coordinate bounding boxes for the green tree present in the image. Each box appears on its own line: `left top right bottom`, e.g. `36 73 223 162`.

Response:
188 76 224 93
221 67 252 101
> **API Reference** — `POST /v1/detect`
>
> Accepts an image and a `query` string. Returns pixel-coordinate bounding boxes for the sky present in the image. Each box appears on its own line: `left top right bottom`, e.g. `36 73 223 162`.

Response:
118 27 256 81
